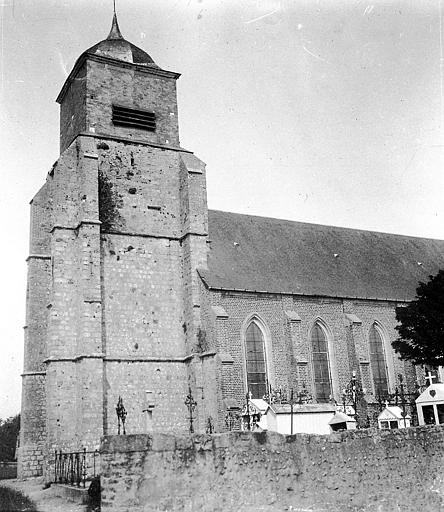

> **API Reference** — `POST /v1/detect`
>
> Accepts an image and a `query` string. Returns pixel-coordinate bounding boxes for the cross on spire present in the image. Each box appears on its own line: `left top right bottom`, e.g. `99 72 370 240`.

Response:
425 372 437 386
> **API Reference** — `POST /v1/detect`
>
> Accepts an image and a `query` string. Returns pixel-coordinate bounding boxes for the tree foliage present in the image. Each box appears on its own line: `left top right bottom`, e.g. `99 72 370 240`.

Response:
0 414 20 461
393 270 444 366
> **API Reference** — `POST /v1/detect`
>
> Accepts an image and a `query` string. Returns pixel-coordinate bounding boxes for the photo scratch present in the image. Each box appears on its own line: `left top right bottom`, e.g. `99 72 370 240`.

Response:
244 9 279 25
57 51 69 78
302 45 327 62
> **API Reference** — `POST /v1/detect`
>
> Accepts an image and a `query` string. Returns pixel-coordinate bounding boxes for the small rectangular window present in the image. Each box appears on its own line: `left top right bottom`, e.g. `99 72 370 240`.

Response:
422 405 435 425
112 105 156 131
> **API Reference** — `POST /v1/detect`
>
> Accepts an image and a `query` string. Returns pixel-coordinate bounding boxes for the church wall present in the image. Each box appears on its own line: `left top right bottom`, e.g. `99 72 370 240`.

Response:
178 154 208 352
201 286 412 418
18 373 46 478
96 140 208 435
188 353 222 433
201 289 290 408
347 300 403 395
39 137 105 467
101 234 185 358
19 184 52 477
291 296 348 398
104 361 189 435
59 62 87 153
29 184 52 255
86 60 179 146
97 140 182 236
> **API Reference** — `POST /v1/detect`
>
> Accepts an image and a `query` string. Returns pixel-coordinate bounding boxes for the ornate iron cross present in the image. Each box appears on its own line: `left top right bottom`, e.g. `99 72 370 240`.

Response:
116 396 127 435
185 387 197 433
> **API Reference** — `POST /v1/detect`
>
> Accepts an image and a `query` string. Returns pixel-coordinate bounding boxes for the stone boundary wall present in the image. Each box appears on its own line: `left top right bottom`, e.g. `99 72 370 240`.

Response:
100 426 444 511
0 462 17 480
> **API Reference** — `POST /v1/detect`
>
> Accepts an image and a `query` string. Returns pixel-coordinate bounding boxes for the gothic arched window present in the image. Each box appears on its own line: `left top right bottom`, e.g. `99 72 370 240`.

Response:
369 324 389 397
245 321 268 399
311 323 332 402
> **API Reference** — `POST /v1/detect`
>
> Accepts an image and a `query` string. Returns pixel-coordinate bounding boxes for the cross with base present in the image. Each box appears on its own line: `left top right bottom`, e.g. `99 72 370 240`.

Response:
425 372 437 387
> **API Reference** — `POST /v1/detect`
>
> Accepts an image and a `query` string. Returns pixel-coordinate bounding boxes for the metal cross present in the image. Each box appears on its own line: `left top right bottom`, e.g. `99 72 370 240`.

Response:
116 396 127 435
185 387 197 433
425 372 437 387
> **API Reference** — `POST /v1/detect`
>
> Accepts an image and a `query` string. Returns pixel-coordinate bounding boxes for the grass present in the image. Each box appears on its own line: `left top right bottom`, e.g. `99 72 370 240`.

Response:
0 486 38 512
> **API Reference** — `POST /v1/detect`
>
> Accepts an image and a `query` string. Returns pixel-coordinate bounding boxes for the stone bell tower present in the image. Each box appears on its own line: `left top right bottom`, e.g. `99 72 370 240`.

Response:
19 13 210 478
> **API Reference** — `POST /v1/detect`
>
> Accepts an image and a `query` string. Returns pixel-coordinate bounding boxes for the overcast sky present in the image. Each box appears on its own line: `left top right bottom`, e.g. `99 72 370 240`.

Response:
0 0 443 419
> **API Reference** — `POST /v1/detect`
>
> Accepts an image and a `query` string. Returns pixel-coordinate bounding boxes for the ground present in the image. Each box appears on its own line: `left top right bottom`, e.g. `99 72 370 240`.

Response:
0 478 90 512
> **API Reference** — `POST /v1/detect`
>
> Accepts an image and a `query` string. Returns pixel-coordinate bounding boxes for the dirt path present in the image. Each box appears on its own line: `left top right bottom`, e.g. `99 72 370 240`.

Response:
0 478 90 512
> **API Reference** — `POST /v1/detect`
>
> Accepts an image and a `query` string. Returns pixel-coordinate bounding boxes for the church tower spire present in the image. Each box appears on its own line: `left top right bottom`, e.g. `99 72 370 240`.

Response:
107 9 123 40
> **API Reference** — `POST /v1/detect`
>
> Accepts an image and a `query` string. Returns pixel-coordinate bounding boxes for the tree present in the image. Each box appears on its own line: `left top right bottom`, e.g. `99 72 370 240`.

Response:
0 414 20 461
393 270 444 366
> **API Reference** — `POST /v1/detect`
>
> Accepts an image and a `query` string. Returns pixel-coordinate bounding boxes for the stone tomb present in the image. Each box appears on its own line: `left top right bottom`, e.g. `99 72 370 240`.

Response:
265 403 336 435
416 382 444 425
246 400 337 434
377 404 411 429
329 411 357 432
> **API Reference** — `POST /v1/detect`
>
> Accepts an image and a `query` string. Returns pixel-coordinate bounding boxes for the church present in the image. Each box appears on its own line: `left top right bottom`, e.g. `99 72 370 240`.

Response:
18 13 444 478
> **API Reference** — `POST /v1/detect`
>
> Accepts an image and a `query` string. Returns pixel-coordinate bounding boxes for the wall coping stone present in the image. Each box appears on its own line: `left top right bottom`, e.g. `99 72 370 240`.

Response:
100 425 444 455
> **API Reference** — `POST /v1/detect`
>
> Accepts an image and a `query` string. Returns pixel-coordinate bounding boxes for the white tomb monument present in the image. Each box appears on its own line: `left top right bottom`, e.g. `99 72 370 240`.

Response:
378 402 411 429
265 403 336 435
416 373 444 426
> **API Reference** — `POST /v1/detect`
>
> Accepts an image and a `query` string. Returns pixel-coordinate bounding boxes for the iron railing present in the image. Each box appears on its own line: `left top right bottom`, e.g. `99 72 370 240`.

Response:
54 449 99 487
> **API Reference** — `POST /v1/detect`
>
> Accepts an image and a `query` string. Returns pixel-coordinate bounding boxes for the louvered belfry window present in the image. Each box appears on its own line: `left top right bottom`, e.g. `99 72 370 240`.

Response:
112 105 156 131
245 322 267 399
311 323 332 402
369 324 388 398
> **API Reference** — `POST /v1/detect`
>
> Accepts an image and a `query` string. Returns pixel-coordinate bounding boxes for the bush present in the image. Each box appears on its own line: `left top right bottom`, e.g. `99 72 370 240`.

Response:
0 415 20 462
87 475 101 511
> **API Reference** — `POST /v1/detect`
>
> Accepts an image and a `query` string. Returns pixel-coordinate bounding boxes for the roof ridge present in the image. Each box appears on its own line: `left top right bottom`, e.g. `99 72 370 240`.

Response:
208 209 444 242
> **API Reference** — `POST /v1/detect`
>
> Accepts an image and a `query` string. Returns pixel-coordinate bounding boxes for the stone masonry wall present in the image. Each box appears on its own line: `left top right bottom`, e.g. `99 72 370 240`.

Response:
104 361 190 436
19 183 52 477
17 375 46 478
87 60 179 147
100 427 444 512
59 62 87 153
97 140 183 236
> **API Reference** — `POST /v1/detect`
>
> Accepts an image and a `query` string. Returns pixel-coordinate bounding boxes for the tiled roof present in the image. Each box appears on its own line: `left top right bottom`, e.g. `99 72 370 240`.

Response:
199 210 444 302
